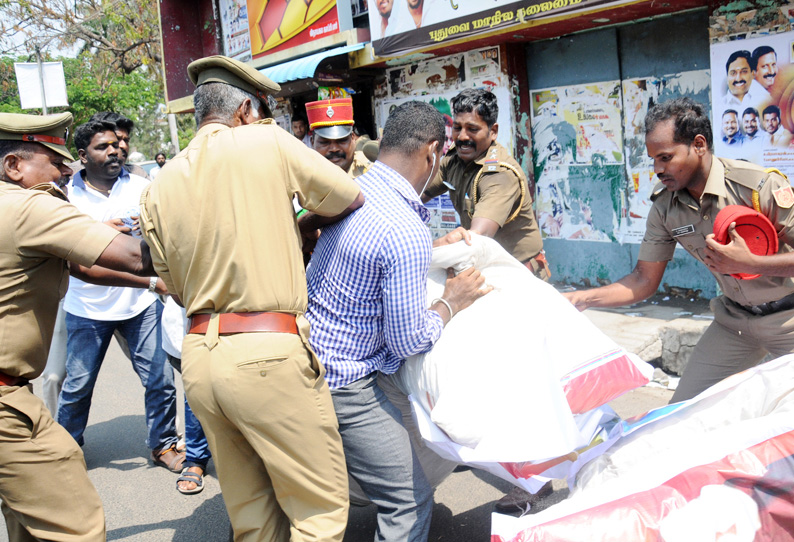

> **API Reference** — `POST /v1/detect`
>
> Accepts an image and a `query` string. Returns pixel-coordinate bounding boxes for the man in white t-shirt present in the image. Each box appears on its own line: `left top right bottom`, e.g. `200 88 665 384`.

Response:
57 119 184 472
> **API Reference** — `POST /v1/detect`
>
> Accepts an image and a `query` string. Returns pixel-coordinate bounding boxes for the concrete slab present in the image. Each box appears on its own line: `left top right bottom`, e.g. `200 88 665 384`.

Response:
581 302 713 375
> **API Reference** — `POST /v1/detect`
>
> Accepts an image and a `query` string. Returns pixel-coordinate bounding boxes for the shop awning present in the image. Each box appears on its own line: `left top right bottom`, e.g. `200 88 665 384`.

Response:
260 43 366 84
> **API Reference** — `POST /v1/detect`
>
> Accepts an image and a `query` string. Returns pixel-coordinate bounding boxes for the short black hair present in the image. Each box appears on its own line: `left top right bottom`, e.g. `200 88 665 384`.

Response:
451 88 498 127
726 50 754 73
90 112 134 134
292 115 307 125
644 97 713 150
763 104 781 118
742 107 759 118
74 120 118 151
155 152 167 160
380 101 445 156
722 109 738 118
752 45 776 65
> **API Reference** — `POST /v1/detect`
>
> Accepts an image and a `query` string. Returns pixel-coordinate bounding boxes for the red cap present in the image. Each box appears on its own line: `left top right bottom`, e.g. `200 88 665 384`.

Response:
305 98 354 139
712 205 778 280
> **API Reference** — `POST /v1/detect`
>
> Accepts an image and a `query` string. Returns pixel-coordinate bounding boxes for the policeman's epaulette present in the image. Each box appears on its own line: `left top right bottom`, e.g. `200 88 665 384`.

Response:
721 157 766 191
650 181 666 201
482 158 501 173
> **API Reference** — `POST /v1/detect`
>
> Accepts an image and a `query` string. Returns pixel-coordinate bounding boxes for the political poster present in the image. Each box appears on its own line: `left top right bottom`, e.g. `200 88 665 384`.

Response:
711 31 794 178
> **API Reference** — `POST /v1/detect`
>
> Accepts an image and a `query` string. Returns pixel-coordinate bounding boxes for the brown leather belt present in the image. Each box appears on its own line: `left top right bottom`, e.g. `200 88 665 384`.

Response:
0 372 27 387
188 312 298 335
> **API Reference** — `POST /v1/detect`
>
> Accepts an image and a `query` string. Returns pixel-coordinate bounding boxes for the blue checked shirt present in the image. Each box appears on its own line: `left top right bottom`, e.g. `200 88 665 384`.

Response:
306 161 444 389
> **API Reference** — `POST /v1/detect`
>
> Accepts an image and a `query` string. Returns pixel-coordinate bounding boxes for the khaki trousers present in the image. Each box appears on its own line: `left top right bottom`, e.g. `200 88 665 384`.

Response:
0 385 105 542
671 296 794 403
182 320 348 542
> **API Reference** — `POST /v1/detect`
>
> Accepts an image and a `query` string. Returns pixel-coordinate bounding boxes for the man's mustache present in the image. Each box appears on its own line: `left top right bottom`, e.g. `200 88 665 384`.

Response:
456 140 475 149
103 157 121 167
325 151 346 161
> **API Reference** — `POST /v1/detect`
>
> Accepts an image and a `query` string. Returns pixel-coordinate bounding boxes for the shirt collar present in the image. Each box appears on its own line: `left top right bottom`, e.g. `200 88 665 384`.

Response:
72 165 129 190
671 155 725 206
369 161 430 224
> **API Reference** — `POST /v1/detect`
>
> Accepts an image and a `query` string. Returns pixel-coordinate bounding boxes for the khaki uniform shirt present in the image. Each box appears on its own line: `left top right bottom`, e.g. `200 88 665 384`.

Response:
347 150 371 179
0 182 119 379
425 141 543 262
139 119 361 317
640 156 794 306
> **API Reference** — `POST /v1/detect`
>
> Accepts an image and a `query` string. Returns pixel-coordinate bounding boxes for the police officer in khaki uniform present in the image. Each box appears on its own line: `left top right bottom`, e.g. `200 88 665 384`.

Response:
307 98 372 178
0 112 158 541
139 56 364 542
422 88 549 280
565 97 794 403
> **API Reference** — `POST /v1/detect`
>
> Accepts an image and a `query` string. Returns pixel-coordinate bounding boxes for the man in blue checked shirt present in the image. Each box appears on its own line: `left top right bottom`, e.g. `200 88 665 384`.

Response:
303 101 491 541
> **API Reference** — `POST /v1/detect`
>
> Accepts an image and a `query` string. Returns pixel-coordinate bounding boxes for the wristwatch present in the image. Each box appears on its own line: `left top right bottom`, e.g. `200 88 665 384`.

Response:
148 276 158 292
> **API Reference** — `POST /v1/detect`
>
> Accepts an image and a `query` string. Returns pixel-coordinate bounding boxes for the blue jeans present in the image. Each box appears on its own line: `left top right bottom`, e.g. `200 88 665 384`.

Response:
168 355 211 467
331 373 433 542
58 301 178 451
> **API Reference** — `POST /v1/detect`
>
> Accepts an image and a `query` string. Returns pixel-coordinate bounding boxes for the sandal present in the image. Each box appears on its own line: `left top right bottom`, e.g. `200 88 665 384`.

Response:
176 466 205 495
151 444 186 473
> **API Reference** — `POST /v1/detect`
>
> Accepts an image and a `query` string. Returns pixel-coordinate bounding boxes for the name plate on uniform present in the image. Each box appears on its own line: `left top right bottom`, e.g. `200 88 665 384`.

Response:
671 224 695 237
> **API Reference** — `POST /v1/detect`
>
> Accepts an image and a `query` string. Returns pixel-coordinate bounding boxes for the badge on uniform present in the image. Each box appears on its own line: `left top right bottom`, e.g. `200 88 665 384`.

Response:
671 224 695 237
326 106 335 118
773 185 794 209
484 158 498 172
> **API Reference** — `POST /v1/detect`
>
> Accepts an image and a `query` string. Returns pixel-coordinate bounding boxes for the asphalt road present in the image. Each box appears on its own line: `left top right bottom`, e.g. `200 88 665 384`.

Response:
1 340 672 541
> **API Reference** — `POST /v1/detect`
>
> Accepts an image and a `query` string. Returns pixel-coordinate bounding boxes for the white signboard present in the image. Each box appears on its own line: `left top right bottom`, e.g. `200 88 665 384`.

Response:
14 62 69 109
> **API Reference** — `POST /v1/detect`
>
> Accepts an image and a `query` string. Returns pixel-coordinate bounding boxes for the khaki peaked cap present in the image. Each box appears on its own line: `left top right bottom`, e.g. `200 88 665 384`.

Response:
188 55 281 100
0 112 74 161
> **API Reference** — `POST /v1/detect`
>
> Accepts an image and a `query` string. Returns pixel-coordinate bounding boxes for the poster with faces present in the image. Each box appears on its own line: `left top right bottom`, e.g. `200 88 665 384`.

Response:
711 31 794 178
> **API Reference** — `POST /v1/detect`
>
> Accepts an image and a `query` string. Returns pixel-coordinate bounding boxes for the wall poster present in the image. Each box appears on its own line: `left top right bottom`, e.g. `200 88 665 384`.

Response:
219 0 252 61
530 81 623 242
711 31 794 178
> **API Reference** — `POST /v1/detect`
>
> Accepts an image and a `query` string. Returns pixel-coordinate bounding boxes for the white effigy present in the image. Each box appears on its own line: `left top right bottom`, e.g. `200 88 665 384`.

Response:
390 234 653 493
491 354 794 541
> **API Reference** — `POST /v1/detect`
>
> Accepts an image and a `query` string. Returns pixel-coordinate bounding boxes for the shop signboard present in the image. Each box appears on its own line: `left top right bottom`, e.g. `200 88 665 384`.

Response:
711 30 794 179
369 0 611 57
248 0 340 59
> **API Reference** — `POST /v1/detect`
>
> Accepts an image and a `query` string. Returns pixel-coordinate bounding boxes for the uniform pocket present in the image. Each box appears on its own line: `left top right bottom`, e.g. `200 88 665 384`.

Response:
236 355 288 371
678 234 708 261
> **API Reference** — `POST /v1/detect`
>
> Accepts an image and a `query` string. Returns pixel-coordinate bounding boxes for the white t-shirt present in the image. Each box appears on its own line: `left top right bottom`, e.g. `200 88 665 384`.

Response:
64 169 158 320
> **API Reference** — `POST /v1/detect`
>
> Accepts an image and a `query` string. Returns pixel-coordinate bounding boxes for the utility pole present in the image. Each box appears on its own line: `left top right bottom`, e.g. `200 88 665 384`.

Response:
34 45 48 115
168 113 180 155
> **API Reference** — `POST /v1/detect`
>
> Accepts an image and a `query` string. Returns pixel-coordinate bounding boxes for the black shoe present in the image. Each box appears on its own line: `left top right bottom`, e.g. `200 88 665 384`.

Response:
493 481 554 515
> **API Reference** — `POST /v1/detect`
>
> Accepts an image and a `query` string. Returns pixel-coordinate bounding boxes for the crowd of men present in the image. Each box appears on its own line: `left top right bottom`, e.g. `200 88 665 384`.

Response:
3 50 794 542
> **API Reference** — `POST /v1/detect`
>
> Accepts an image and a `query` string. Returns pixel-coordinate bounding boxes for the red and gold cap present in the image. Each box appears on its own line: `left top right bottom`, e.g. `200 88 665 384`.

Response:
306 98 354 139
713 204 778 280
